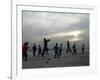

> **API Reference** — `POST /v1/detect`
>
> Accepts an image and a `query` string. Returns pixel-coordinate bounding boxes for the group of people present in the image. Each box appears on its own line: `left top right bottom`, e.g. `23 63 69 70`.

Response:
22 38 51 61
22 38 85 61
32 38 50 57
66 40 85 55
53 41 85 58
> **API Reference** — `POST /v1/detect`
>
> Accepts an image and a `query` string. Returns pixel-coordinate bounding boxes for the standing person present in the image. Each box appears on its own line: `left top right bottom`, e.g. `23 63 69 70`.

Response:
53 43 59 58
32 43 37 57
72 43 77 56
37 45 42 57
58 43 63 58
66 40 72 54
22 42 29 61
82 44 85 55
42 38 50 57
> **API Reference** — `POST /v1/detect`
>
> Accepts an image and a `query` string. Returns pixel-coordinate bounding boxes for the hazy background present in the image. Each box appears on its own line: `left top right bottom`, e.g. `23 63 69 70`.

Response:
22 11 89 50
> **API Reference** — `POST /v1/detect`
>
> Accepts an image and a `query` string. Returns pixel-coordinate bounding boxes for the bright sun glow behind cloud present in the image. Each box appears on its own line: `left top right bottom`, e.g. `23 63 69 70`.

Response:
46 30 83 42
47 30 83 38
70 38 82 41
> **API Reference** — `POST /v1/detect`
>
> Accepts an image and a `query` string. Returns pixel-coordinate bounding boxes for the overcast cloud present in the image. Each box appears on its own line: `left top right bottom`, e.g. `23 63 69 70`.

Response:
22 11 89 49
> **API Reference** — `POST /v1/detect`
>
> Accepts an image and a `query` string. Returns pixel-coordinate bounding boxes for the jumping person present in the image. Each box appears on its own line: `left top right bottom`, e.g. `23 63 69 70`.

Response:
66 40 72 54
42 38 50 57
53 43 59 58
22 42 29 61
32 43 37 57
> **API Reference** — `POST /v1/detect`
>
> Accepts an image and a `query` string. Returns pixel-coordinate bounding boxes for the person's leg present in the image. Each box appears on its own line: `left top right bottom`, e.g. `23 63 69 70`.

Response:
70 48 72 52
43 50 45 57
68 48 70 54
40 52 42 57
34 51 36 56
33 51 35 56
33 50 35 56
73 50 74 56
34 52 35 56
67 48 69 53
25 53 27 61
60 52 62 56
46 49 48 56
75 50 77 55
57 52 59 58
58 51 61 57
66 48 68 53
41 51 44 57
37 52 39 57
58 52 60 57
54 52 57 58
41 50 43 57
39 52 41 56
83 50 84 55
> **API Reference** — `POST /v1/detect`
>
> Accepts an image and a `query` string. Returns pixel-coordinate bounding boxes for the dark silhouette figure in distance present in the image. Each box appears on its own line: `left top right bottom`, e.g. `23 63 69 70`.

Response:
72 43 77 56
22 42 29 61
66 40 72 54
53 43 59 58
37 45 42 57
32 43 37 57
58 43 63 58
82 44 85 55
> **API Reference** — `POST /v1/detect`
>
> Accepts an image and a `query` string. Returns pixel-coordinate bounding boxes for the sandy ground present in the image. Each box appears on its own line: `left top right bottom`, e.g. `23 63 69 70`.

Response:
22 50 89 69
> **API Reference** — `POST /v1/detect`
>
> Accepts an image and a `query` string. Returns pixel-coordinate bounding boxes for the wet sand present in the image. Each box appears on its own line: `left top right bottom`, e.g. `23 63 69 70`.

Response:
22 51 89 69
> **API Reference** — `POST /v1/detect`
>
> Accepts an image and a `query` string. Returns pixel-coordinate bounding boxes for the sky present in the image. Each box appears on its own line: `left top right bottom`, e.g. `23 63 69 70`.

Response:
22 11 89 49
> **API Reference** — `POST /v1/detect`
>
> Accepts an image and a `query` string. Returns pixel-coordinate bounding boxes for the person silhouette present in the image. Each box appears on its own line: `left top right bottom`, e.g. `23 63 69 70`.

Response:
37 45 42 57
72 43 77 56
58 43 63 58
42 38 50 57
82 44 85 55
53 43 59 58
22 42 29 61
32 43 37 57
66 40 72 54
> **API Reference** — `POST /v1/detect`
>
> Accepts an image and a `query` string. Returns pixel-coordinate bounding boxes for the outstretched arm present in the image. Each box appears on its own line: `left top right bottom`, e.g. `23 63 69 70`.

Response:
47 39 50 42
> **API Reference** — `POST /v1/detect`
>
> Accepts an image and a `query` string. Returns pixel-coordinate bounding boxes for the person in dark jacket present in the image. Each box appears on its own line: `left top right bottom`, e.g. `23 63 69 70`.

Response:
22 42 29 61
53 43 59 58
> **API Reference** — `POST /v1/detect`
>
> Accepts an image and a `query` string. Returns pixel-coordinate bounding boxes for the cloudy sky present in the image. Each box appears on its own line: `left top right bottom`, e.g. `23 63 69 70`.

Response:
22 11 89 49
